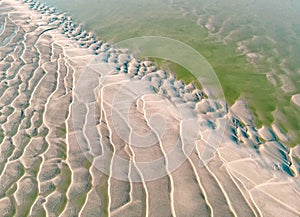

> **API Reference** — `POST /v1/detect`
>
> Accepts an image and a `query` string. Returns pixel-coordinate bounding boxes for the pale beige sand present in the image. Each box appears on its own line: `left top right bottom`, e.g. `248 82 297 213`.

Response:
258 126 276 141
271 124 289 142
291 94 300 107
0 0 299 217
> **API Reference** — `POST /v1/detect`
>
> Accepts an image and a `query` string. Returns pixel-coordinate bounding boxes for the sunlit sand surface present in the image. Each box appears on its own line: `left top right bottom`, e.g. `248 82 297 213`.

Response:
292 94 300 107
0 0 299 216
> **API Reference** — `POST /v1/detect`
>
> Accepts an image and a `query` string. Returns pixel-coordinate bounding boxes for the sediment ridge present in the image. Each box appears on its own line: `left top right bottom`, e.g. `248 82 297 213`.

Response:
0 0 299 216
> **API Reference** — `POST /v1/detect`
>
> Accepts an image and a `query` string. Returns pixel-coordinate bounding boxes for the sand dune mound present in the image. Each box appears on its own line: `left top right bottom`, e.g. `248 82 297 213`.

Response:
292 94 300 107
0 0 299 216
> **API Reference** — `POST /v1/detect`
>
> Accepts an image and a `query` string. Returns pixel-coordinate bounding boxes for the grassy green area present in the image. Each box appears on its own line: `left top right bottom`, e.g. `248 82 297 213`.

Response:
15 178 38 217
40 0 300 146
55 163 72 216
97 175 110 217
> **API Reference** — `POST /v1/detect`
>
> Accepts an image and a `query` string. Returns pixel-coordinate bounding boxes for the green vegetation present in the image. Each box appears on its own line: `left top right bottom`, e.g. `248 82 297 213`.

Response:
55 163 72 216
40 0 300 146
15 178 38 217
97 175 110 217
57 123 67 138
6 183 18 196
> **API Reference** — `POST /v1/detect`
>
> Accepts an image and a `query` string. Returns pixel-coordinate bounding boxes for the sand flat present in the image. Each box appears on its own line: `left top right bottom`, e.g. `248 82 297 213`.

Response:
0 0 299 216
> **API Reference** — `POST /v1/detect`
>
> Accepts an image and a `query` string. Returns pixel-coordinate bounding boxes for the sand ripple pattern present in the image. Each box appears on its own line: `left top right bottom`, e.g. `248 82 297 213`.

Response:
0 0 299 217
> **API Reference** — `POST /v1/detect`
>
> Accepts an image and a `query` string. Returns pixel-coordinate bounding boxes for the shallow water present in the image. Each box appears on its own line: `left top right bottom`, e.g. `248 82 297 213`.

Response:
40 0 300 146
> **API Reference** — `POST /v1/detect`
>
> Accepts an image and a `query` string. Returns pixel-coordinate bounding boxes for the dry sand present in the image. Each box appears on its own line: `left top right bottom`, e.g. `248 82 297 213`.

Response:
291 94 300 107
0 0 299 216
